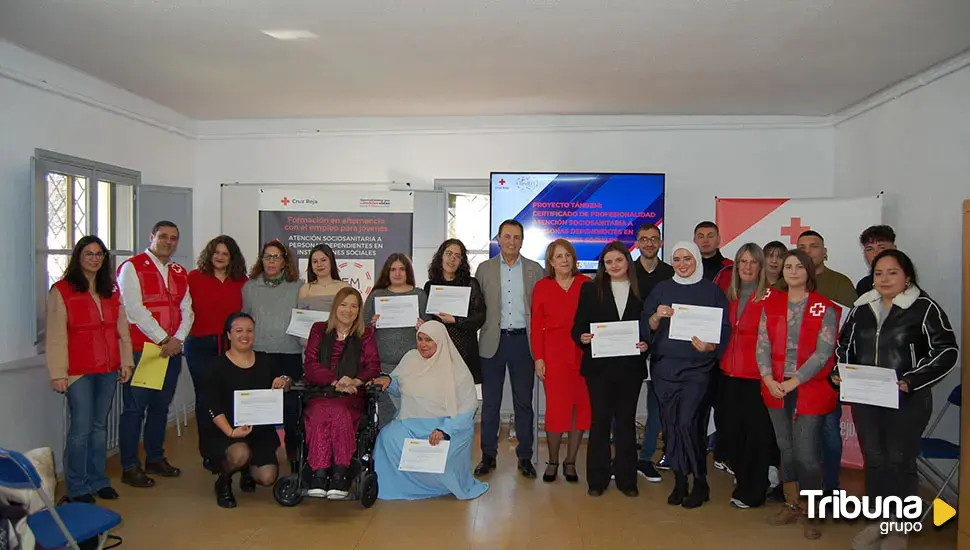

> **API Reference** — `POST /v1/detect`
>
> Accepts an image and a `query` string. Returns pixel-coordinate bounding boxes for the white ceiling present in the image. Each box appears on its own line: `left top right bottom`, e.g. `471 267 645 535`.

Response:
1 0 969 120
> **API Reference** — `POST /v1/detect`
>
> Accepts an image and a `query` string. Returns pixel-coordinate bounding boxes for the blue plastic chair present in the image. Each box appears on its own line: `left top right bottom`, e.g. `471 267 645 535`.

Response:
917 384 961 523
0 447 121 550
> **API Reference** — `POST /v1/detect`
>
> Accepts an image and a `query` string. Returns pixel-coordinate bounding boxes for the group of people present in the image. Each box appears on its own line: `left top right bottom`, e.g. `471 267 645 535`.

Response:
46 214 958 549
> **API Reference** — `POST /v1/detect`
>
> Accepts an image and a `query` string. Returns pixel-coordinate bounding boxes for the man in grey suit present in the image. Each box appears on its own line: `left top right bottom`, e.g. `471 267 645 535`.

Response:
474 219 544 478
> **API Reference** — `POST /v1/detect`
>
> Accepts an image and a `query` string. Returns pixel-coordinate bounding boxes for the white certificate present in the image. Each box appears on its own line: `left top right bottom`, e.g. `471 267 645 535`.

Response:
398 438 450 474
285 308 329 339
839 363 899 409
374 295 420 329
667 303 723 344
233 389 284 427
426 285 471 318
590 321 641 359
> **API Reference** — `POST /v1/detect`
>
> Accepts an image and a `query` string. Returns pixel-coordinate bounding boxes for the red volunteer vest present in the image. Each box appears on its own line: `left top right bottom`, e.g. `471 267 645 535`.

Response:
720 288 773 380
118 252 189 351
53 280 122 376
760 291 840 415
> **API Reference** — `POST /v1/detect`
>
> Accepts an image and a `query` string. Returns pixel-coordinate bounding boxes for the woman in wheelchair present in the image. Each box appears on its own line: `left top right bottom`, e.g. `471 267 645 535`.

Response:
370 321 488 501
303 287 381 499
202 312 293 508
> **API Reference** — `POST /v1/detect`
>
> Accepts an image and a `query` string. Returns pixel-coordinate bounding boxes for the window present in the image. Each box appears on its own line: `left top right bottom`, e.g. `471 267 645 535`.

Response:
447 191 490 275
33 150 138 347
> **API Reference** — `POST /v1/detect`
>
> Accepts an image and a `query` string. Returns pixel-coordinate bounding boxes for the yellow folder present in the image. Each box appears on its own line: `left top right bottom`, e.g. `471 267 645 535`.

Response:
130 343 169 390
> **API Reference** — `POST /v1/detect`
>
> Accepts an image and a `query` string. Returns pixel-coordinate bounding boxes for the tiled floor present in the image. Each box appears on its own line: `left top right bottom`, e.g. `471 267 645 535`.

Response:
87 423 957 549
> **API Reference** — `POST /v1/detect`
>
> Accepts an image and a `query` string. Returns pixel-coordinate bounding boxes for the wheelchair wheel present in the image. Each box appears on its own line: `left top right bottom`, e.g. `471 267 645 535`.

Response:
274 475 304 507
359 472 378 509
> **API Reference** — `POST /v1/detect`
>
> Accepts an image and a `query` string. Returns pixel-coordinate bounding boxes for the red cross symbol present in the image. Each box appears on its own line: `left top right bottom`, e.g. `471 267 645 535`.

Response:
780 217 811 244
499 179 506 186
280 197 290 206
809 302 826 317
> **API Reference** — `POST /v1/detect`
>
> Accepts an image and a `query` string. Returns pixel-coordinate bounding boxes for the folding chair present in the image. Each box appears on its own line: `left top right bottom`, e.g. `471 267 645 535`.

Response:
0 447 121 550
917 384 960 524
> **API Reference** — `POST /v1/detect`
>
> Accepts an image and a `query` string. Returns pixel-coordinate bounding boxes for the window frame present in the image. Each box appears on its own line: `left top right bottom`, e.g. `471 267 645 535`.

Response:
32 149 140 350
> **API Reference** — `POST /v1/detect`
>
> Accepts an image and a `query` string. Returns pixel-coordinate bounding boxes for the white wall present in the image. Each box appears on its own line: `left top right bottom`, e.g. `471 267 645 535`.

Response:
0 40 195 459
196 117 834 422
835 64 970 460
195 116 834 257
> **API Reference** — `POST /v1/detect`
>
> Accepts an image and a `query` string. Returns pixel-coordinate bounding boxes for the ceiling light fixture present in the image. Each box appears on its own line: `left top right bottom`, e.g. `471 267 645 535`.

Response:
261 30 318 40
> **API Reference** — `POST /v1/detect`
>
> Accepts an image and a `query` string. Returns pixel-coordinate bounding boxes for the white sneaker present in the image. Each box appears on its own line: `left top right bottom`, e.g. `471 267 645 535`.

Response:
714 461 735 476
326 488 349 500
730 498 750 509
768 465 780 488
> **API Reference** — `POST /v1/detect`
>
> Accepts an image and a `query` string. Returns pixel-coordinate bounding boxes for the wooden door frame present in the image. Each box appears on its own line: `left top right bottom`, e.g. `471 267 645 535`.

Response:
959 199 970 548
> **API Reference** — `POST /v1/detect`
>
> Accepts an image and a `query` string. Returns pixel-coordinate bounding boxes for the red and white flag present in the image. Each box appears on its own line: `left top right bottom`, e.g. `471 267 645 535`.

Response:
715 196 883 284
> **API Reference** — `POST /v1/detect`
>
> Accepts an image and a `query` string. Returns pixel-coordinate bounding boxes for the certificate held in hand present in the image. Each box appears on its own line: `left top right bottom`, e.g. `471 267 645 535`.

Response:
285 308 329 339
399 438 450 474
233 389 284 426
667 303 723 344
426 286 471 317
374 295 420 329
838 363 899 409
590 321 641 359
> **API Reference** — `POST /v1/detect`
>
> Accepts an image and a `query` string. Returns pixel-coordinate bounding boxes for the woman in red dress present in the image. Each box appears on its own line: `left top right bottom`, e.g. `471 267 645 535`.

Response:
530 239 591 483
303 286 381 499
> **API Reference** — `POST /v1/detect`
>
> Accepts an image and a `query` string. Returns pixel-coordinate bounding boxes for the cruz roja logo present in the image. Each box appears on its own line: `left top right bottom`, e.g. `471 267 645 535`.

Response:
802 490 956 535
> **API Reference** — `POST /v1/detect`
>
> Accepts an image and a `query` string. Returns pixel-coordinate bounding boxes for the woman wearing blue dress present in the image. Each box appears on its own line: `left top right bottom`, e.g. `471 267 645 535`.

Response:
370 321 488 500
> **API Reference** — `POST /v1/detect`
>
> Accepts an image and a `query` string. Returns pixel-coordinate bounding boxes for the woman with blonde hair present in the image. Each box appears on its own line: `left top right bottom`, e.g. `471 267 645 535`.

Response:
716 243 775 509
302 286 381 499
531 239 591 483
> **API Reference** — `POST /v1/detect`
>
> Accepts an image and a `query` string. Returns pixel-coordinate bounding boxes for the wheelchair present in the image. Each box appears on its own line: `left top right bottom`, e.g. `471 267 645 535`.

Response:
272 381 382 508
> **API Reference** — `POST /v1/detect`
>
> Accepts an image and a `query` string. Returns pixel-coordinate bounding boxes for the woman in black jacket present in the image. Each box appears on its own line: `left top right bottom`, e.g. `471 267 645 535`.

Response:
833 250 959 550
572 241 648 498
423 239 487 383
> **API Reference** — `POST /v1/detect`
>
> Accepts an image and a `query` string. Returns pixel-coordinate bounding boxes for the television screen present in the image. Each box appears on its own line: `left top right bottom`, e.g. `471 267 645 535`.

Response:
490 172 665 270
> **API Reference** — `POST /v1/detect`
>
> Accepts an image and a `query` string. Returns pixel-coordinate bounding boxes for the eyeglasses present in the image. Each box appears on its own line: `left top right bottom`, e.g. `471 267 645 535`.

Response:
637 237 661 244
263 254 283 262
442 251 462 259
82 252 106 259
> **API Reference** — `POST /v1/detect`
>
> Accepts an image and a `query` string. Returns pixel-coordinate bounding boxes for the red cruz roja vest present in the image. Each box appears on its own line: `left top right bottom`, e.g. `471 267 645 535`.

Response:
118 252 188 352
760 290 841 415
720 288 773 380
53 280 123 376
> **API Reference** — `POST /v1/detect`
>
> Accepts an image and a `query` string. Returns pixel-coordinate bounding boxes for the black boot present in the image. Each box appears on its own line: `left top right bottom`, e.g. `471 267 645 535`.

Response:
239 469 256 493
668 471 689 505
214 473 236 509
682 475 710 509
328 466 350 499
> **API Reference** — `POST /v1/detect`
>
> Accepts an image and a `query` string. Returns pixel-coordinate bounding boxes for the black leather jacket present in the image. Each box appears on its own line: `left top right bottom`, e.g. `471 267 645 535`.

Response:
834 288 959 392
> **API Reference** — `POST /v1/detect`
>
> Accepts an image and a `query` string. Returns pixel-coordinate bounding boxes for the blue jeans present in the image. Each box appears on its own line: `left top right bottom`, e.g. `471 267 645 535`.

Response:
480 332 535 460
638 381 662 463
119 351 181 470
821 404 843 490
184 335 220 459
65 372 118 497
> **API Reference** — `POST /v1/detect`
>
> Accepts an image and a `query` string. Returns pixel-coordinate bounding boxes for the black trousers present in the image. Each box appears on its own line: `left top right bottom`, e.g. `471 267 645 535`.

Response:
585 373 643 492
852 389 932 500
718 376 774 506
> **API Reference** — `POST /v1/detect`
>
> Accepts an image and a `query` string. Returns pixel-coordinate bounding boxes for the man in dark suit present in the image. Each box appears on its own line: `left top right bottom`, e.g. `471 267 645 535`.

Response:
474 220 544 478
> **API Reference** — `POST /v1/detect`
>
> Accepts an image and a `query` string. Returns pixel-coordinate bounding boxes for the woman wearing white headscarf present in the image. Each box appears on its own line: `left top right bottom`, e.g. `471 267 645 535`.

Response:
370 321 488 500
641 241 731 509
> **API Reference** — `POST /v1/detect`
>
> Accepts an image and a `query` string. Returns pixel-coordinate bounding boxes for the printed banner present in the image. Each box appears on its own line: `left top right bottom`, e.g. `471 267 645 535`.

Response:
258 188 413 300
715 196 882 284
717 196 881 469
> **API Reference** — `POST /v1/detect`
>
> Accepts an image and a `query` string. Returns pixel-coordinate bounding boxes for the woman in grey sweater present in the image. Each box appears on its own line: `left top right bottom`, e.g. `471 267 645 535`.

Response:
363 253 430 426
242 240 303 471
